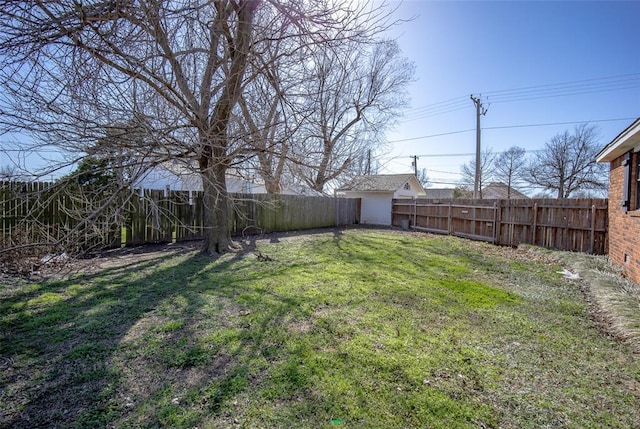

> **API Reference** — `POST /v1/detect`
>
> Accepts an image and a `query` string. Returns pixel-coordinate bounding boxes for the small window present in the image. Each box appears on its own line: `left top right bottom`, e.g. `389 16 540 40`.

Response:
403 182 410 190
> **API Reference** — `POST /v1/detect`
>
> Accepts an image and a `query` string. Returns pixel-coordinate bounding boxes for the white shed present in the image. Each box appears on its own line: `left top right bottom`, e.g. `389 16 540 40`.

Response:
336 174 426 225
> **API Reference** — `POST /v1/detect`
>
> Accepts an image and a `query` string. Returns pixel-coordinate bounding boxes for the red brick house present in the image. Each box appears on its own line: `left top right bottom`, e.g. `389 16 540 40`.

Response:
596 118 640 283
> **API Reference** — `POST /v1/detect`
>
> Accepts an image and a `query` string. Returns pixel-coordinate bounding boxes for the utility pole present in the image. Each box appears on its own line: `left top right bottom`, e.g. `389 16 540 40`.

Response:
410 155 419 176
470 95 488 199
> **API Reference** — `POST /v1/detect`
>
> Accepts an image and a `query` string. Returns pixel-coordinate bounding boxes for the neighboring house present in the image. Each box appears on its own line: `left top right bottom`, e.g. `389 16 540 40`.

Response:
423 188 456 199
596 117 640 284
138 165 265 193
422 183 527 200
336 174 426 225
137 162 322 196
481 182 529 199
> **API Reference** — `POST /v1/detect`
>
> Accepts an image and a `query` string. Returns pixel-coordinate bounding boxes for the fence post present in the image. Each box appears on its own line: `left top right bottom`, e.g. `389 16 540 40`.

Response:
590 204 596 254
121 226 130 248
413 198 417 230
531 202 538 245
493 201 499 244
447 200 452 234
472 205 476 237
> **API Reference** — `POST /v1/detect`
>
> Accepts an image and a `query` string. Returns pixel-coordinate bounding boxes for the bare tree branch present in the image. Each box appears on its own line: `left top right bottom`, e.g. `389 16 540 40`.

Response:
527 124 608 198
0 0 403 256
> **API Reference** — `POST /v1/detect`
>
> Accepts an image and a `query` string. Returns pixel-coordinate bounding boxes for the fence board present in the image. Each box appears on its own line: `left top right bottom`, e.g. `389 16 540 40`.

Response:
392 198 608 254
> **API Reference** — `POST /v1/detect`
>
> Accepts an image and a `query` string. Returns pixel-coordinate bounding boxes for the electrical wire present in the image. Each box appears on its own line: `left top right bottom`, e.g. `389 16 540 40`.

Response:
401 104 472 122
399 73 640 122
402 97 471 121
403 95 469 114
387 117 637 144
484 117 637 131
482 73 640 99
486 83 640 105
387 128 474 143
428 168 463 175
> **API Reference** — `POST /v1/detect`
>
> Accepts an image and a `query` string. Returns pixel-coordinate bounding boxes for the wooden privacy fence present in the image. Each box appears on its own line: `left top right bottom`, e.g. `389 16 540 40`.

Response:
123 191 360 246
1 180 359 250
392 198 608 255
1 180 125 250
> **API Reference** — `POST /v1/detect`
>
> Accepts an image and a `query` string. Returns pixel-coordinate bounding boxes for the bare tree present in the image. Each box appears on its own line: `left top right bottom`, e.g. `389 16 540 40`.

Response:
0 165 18 180
417 168 430 188
291 39 414 192
0 1 396 254
459 149 496 199
493 146 527 199
233 32 300 194
527 124 607 198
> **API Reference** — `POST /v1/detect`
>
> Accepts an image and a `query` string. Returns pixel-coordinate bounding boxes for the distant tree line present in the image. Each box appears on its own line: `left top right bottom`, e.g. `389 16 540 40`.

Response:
458 123 608 198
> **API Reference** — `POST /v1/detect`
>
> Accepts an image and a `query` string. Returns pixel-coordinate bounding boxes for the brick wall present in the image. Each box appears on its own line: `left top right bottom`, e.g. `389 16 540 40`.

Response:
608 152 640 283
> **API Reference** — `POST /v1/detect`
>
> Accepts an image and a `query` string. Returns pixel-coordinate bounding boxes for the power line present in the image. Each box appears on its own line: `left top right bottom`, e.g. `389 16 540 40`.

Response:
401 104 472 122
486 83 640 105
428 180 462 186
482 73 640 104
387 117 636 144
429 169 461 175
481 72 640 97
408 152 475 158
387 128 474 143
401 98 471 122
379 148 543 160
484 117 638 130
398 73 640 122
404 149 544 158
403 96 469 113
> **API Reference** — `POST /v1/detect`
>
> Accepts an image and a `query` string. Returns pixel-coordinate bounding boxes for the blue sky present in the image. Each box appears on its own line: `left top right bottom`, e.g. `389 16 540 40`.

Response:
2 1 638 189
380 1 640 188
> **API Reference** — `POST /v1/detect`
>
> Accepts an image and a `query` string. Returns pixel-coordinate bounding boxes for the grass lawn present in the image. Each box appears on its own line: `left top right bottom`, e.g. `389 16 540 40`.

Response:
1 229 640 428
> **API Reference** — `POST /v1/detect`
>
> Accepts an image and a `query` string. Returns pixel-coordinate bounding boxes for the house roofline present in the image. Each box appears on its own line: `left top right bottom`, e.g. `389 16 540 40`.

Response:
335 174 426 194
405 175 427 195
596 117 640 162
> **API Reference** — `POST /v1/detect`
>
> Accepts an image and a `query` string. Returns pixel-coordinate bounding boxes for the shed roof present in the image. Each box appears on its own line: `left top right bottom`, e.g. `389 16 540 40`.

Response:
337 174 420 192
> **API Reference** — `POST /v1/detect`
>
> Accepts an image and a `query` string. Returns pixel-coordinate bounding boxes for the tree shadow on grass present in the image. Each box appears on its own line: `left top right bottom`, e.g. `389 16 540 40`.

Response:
0 245 308 428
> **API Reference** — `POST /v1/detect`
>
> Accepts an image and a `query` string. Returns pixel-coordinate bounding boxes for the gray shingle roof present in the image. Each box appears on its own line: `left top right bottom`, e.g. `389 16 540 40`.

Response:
337 174 416 192
482 182 528 199
423 188 456 199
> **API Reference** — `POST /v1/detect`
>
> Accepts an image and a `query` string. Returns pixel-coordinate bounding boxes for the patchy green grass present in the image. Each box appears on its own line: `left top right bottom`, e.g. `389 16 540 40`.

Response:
1 229 640 428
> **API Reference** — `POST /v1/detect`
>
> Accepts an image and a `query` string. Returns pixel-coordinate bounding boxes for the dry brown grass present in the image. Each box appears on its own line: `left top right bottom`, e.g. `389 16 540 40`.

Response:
554 250 640 353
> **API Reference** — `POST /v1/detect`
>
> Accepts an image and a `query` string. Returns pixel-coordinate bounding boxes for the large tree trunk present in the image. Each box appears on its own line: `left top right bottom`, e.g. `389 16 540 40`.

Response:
263 176 282 194
557 179 565 198
198 0 259 254
200 158 232 255
259 143 287 194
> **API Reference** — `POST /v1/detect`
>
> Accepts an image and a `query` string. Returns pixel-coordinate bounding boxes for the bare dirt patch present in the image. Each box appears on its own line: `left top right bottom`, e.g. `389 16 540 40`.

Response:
24 227 352 281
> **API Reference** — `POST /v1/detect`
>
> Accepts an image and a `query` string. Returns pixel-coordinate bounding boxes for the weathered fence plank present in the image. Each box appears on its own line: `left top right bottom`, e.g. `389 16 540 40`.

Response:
392 198 608 254
0 181 360 250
